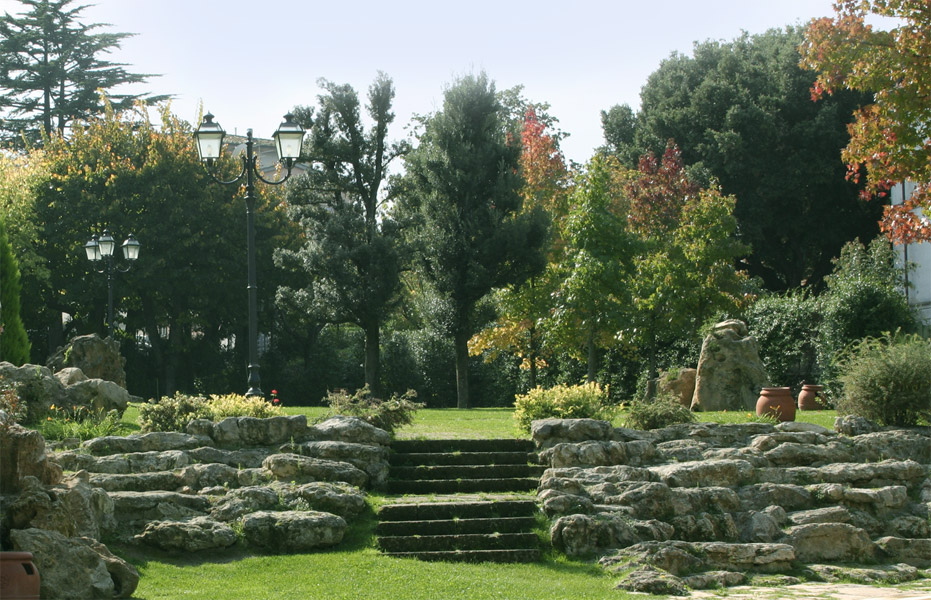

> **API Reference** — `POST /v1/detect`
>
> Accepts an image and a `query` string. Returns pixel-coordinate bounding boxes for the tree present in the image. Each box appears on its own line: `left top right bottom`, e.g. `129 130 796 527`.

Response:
801 0 931 243
0 0 166 146
276 73 406 395
547 154 634 382
606 27 881 290
469 107 570 389
0 213 30 364
400 73 549 408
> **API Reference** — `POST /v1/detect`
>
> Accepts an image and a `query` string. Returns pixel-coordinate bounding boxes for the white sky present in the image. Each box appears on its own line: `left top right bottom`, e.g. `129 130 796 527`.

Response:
0 0 840 164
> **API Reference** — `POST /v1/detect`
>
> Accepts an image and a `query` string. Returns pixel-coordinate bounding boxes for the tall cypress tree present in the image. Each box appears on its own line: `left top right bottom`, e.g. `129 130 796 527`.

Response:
0 214 30 365
400 73 549 409
0 0 166 146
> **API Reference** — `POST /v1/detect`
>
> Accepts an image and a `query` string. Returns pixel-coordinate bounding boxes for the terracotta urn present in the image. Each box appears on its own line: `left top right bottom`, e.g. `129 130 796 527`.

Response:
0 552 40 600
797 384 824 411
756 387 796 422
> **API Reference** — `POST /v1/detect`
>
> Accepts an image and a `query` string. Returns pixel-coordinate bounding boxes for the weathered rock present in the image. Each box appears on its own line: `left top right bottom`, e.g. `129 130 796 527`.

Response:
0 420 63 492
650 459 754 488
187 446 268 469
736 510 782 543
285 440 389 488
539 440 628 468
108 490 209 532
271 481 366 517
787 506 852 526
0 362 68 417
834 415 881 436
89 470 182 492
262 453 368 488
738 483 812 511
697 541 795 572
670 512 739 542
656 439 707 462
615 566 689 596
241 510 346 551
201 415 309 448
9 472 115 539
531 418 613 449
782 522 874 562
874 536 931 567
64 378 130 414
852 431 931 463
135 516 237 551
764 441 853 467
539 489 595 516
550 513 673 556
10 527 134 599
79 537 140 598
654 368 697 408
307 416 390 446
691 320 769 412
808 562 920 585
681 570 748 590
47 334 126 387
82 431 210 455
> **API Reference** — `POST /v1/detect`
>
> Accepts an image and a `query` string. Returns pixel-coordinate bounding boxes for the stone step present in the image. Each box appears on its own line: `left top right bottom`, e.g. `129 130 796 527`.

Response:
377 500 538 522
380 548 541 563
377 532 539 553
391 439 535 454
375 516 538 537
389 464 546 481
389 451 538 467
385 477 540 495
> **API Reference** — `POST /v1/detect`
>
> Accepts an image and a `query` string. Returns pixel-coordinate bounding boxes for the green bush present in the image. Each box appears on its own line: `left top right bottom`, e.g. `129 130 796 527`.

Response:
139 392 286 432
746 291 821 391
38 406 129 441
624 395 696 430
326 386 423 434
513 383 612 433
835 333 931 427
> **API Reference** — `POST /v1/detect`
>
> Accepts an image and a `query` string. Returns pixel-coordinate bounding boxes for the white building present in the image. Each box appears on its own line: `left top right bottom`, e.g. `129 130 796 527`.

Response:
891 181 931 331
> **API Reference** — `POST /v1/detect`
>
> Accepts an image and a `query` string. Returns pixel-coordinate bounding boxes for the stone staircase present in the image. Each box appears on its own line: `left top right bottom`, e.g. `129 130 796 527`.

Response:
376 438 545 562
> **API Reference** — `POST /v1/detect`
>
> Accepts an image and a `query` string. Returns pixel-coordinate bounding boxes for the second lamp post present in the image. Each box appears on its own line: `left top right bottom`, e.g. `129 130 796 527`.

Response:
84 229 141 339
194 112 305 398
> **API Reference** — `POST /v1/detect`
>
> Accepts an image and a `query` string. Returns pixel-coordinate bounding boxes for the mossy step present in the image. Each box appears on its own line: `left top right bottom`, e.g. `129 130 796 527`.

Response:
391 439 535 454
389 451 539 467
385 477 540 495
377 500 538 522
389 464 546 481
377 532 539 553
375 516 538 537
380 548 541 563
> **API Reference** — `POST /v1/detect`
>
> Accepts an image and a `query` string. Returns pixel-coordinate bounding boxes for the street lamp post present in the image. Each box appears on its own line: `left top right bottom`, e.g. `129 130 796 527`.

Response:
194 112 305 398
84 229 141 339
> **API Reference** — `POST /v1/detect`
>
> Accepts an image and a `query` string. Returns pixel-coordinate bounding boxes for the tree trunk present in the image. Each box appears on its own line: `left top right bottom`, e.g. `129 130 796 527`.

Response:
528 322 538 390
364 321 381 396
454 329 470 409
586 324 597 383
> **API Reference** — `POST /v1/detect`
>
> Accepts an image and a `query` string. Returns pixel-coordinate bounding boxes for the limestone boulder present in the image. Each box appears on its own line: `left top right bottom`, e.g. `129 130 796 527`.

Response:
550 513 673 557
134 516 237 551
0 362 68 418
691 320 768 411
47 334 126 388
539 440 627 468
262 453 368 488
307 415 391 446
874 536 931 567
782 522 874 562
834 415 881 436
0 419 62 492
655 368 697 408
8 472 115 540
241 510 346 551
63 378 130 414
82 431 209 455
285 440 389 488
201 415 309 448
108 490 209 531
531 418 613 449
10 527 137 599
649 459 754 489
615 566 688 596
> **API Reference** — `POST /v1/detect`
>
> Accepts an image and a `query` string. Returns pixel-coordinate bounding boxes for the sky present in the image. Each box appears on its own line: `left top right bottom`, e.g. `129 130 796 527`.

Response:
0 0 841 164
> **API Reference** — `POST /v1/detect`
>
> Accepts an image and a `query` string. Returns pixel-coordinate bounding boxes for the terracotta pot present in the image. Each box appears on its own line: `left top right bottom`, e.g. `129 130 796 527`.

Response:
756 387 796 422
797 384 824 411
0 552 40 600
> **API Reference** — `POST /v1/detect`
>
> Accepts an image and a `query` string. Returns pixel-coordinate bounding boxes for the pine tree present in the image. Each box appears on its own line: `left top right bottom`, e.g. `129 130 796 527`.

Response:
0 0 167 146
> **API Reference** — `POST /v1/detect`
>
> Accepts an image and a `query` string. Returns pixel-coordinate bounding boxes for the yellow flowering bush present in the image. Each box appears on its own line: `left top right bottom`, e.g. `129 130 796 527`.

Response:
513 383 613 433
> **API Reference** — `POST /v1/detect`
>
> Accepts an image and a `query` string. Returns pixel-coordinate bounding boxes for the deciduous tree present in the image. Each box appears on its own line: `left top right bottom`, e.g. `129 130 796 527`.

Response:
801 0 931 243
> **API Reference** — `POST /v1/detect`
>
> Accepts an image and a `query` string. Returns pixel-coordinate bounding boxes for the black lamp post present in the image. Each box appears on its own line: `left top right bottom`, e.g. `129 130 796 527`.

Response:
84 229 141 339
194 112 305 398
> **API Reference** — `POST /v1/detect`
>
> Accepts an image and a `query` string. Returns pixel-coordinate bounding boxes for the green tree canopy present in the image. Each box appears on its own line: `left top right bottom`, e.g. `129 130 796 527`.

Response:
0 0 166 147
0 213 30 364
400 73 549 408
603 27 882 291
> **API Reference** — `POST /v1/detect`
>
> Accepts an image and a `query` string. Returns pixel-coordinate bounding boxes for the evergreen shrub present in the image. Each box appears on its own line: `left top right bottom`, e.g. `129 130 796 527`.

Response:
625 394 696 430
326 385 423 434
513 383 612 433
139 392 284 432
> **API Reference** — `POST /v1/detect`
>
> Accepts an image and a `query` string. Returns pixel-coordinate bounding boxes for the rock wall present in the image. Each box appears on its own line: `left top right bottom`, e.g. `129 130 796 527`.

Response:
532 417 931 594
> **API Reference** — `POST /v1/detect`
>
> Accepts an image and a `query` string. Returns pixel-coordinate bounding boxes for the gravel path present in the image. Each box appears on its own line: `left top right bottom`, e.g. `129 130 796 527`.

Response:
691 582 931 600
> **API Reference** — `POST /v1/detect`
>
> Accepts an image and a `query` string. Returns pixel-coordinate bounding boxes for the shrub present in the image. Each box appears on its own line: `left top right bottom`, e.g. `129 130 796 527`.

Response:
38 406 129 441
835 333 931 427
138 393 212 432
206 394 283 420
625 394 696 430
326 386 423 434
513 383 612 433
0 378 27 424
745 291 821 392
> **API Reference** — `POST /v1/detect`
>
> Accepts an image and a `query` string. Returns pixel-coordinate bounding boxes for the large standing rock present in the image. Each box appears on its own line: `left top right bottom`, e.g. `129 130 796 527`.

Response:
691 320 769 412
10 527 138 599
47 334 126 388
0 417 63 492
7 473 114 539
655 368 697 407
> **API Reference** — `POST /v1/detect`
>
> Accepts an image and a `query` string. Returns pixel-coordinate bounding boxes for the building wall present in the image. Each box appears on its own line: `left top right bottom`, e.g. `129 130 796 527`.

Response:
891 181 931 330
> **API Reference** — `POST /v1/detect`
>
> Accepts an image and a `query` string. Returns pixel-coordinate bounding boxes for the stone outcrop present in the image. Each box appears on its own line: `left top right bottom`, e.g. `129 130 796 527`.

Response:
690 320 769 411
535 417 931 592
47 334 127 388
0 362 129 420
0 413 63 493
653 368 697 407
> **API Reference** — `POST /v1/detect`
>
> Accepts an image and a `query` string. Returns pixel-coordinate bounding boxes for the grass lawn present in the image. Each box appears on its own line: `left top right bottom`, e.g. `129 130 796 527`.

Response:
114 402 842 599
